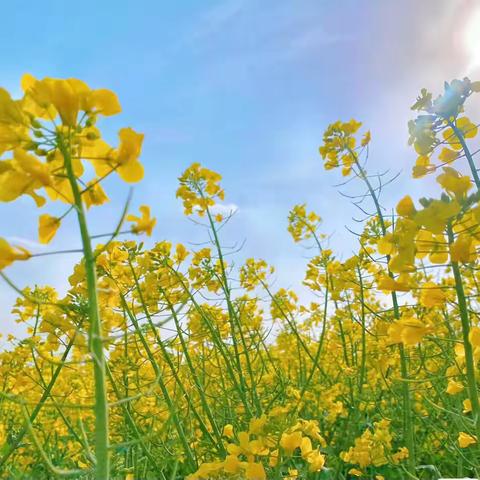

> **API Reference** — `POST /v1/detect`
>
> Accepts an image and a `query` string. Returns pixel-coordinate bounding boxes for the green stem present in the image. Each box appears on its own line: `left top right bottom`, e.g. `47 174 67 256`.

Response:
0 332 77 470
298 284 329 400
357 266 367 394
160 287 226 451
126 264 224 454
205 205 262 415
105 364 162 473
449 121 480 191
119 293 197 469
166 264 254 416
447 224 480 443
351 153 416 474
61 136 109 479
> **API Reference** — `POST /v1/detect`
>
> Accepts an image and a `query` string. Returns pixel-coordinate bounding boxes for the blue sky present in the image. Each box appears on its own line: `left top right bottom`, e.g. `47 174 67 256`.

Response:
1 0 479 335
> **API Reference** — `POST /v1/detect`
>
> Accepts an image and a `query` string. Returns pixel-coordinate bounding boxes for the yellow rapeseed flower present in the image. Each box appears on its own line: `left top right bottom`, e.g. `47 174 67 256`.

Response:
127 205 156 236
458 432 477 448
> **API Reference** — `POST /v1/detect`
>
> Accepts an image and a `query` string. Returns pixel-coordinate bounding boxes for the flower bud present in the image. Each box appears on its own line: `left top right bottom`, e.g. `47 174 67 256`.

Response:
25 141 38 151
85 114 97 127
86 131 99 141
35 148 47 156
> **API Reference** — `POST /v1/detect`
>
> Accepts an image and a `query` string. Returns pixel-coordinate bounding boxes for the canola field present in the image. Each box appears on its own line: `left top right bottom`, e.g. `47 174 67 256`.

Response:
0 75 480 479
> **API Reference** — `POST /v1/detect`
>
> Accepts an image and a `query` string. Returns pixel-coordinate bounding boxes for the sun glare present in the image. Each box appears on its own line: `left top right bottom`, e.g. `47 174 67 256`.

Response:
464 7 480 72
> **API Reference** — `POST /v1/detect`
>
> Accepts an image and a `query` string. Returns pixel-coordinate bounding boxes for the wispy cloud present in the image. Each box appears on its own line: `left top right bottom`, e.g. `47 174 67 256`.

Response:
183 1 350 76
6 236 47 251
188 0 245 43
205 203 239 216
143 125 192 145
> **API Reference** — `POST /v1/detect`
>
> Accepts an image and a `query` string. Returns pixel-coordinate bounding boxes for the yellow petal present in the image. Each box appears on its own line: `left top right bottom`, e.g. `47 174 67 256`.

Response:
87 89 121 116
38 214 61 244
396 195 415 217
458 432 477 448
0 88 25 125
14 148 52 186
117 127 144 165
0 237 30 270
400 318 430 346
20 73 36 92
438 147 458 163
457 117 478 139
0 164 31 202
118 160 144 183
469 327 480 348
83 181 109 209
378 275 410 292
446 380 464 395
245 462 266 480
419 282 446 308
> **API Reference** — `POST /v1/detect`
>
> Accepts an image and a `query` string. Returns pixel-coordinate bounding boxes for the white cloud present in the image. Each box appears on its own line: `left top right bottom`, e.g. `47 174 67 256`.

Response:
206 203 239 216
188 0 245 43
6 236 47 251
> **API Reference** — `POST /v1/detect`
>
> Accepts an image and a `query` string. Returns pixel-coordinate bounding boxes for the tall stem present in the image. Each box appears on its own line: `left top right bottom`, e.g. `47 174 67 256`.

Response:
448 119 480 443
0 333 77 470
61 137 109 479
449 121 480 191
447 225 480 443
205 205 262 415
357 266 367 394
351 153 416 474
